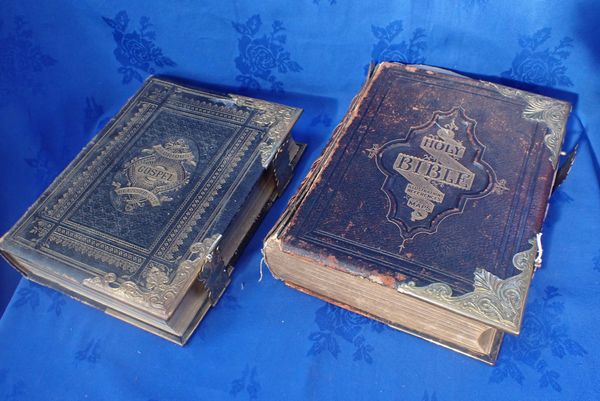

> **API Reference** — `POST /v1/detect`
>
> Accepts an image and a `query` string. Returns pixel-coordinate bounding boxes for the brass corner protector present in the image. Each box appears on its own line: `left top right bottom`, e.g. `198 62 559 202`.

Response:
398 237 537 333
83 234 224 318
482 82 569 169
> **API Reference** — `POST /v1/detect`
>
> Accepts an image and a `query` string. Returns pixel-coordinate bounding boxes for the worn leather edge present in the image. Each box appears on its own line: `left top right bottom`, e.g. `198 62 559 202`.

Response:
284 279 503 365
0 77 303 331
263 64 379 246
262 62 570 336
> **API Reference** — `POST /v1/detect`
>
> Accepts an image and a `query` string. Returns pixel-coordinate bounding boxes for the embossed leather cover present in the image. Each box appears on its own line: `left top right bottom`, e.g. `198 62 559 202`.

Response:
264 62 570 362
0 77 303 344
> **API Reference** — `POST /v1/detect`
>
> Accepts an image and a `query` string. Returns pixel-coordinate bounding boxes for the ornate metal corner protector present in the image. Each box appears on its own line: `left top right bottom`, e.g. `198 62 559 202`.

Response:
82 234 223 318
397 237 537 334
229 94 300 168
482 82 569 169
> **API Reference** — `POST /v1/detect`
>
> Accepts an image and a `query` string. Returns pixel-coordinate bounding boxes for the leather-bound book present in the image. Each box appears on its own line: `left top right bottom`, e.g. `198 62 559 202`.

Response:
263 62 570 363
0 77 303 344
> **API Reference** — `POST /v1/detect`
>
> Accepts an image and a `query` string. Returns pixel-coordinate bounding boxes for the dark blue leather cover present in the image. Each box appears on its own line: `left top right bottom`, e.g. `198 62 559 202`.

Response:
0 76 301 333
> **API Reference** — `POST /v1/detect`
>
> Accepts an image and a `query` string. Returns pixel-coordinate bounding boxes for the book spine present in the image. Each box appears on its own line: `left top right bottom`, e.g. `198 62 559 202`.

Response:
264 64 385 243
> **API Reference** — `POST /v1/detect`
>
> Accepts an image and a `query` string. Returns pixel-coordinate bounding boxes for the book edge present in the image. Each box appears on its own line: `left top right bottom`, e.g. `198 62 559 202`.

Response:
264 61 568 335
0 78 302 327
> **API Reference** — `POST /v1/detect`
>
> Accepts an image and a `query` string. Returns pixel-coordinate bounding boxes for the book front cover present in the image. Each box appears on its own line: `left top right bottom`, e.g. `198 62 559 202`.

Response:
1 77 301 320
280 63 569 334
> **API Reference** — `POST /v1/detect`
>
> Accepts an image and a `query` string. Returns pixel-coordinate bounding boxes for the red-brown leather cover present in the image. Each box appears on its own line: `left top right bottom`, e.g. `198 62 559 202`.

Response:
267 62 570 335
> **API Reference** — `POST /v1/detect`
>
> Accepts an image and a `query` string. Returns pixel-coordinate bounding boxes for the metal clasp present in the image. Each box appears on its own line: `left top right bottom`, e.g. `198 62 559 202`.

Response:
190 234 231 305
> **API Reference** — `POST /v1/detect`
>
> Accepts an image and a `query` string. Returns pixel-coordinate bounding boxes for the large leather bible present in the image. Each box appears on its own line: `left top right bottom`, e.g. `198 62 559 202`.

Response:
263 62 570 363
0 77 303 344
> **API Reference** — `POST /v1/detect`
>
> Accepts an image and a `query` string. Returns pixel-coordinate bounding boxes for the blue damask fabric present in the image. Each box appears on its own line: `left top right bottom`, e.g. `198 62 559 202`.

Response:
1 1 599 400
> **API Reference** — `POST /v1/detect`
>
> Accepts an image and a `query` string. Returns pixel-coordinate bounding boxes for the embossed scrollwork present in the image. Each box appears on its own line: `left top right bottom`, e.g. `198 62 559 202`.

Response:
398 238 537 333
482 82 569 168
230 95 299 167
83 234 222 318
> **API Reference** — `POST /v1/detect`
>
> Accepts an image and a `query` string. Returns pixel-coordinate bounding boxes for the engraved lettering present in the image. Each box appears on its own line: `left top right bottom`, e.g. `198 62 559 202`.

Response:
136 165 175 182
407 197 434 213
420 136 465 158
394 154 413 172
426 163 442 179
393 153 473 190
375 107 495 233
406 184 445 203
455 172 472 188
112 138 197 212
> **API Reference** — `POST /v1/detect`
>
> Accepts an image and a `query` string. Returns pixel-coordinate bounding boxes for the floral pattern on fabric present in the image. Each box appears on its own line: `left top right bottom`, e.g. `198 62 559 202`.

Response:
307 303 385 363
103 11 176 84
0 16 56 99
371 20 427 64
233 15 302 92
490 287 586 392
230 365 261 400
13 281 65 317
501 28 573 87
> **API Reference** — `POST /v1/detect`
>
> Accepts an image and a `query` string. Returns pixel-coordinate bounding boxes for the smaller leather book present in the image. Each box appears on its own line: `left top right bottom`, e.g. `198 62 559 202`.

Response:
263 62 570 364
0 77 303 344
